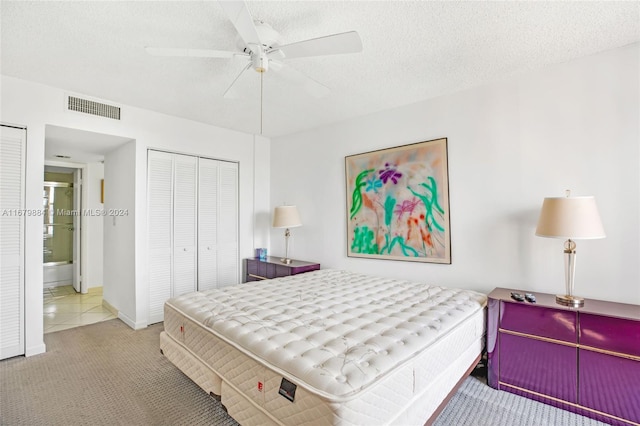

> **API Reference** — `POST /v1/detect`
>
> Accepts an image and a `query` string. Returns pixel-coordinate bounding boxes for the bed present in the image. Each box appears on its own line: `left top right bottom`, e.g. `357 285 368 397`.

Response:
160 269 487 425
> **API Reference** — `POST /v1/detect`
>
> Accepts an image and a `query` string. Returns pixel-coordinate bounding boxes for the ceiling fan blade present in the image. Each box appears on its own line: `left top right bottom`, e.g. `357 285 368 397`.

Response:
269 31 363 60
272 62 331 98
145 47 246 59
223 62 252 98
218 1 262 52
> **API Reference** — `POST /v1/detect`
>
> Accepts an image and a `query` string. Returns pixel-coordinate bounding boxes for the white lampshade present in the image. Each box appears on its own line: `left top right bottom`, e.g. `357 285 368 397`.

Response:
535 196 605 239
273 205 302 228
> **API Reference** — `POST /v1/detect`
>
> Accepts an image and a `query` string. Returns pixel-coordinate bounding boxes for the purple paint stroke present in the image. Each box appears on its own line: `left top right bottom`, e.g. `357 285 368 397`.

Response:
378 163 402 184
394 198 420 219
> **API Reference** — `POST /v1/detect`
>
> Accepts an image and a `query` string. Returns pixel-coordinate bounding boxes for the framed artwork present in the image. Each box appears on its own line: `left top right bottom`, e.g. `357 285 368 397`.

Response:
345 138 451 264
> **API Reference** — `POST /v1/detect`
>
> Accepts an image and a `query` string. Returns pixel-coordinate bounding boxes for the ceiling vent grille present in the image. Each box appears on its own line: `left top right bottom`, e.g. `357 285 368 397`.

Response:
67 96 121 120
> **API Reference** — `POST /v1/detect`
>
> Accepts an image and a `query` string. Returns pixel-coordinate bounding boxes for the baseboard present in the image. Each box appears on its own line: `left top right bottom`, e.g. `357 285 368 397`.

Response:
25 342 46 357
118 311 148 330
101 299 118 316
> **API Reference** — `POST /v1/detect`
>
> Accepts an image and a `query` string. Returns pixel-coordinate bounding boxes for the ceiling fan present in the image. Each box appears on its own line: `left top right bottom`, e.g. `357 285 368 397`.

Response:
145 1 363 100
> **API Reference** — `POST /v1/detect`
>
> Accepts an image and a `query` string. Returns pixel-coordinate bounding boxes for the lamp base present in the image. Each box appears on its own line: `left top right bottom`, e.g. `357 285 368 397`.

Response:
556 294 584 308
280 258 292 265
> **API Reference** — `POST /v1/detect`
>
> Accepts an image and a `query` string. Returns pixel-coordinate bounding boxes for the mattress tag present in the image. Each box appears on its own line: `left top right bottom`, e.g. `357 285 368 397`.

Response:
278 378 297 402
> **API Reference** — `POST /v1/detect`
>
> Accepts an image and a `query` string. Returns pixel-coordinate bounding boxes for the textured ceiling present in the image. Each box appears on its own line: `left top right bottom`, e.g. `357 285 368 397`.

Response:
2 1 639 138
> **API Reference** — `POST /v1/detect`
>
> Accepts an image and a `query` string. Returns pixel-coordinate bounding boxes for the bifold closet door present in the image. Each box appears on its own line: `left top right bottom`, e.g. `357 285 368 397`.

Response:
216 161 239 287
0 125 26 360
148 151 237 323
198 159 238 291
148 151 198 323
172 154 197 297
147 151 173 324
197 158 218 291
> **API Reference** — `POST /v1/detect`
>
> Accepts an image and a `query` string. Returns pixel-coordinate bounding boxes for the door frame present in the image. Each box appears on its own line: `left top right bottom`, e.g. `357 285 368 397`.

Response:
44 160 87 293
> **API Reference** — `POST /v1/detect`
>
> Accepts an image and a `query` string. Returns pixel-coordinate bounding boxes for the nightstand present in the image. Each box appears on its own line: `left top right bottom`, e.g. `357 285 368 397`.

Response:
487 287 640 426
244 256 320 282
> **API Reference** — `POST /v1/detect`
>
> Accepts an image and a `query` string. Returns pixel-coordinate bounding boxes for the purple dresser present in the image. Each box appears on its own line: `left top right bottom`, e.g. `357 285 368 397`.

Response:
244 256 320 282
487 288 640 426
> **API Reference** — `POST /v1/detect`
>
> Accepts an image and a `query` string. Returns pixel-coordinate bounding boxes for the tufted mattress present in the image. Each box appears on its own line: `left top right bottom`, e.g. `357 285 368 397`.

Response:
160 269 487 425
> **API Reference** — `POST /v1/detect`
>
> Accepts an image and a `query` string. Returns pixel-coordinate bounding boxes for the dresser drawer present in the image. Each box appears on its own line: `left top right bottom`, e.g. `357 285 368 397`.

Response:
246 259 276 280
275 265 292 277
579 313 640 357
579 349 640 424
500 301 577 343
500 332 578 403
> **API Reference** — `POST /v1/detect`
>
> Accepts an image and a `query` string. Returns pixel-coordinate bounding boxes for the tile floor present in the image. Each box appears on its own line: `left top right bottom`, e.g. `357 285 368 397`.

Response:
43 285 116 334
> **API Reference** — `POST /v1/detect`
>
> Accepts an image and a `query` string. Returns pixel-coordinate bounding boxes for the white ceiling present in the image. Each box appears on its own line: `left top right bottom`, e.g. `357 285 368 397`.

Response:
45 125 132 163
2 1 639 138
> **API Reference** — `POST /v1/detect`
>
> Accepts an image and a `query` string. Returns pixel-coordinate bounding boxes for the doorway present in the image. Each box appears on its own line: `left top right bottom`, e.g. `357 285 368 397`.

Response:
42 124 130 333
43 166 81 292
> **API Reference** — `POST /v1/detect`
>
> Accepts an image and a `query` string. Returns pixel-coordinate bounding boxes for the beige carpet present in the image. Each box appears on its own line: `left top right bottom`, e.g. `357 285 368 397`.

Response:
0 319 606 426
0 319 236 426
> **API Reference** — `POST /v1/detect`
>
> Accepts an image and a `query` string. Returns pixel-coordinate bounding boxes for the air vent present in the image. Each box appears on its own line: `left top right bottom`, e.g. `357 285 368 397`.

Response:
67 96 121 120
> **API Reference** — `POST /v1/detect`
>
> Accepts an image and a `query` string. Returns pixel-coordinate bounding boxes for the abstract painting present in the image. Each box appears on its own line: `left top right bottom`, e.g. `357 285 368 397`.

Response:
345 138 451 263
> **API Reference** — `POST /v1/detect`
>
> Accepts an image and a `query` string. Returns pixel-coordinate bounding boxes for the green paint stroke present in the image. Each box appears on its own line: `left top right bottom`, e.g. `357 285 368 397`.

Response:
408 176 445 232
382 235 419 257
384 196 396 227
351 226 378 254
350 169 374 219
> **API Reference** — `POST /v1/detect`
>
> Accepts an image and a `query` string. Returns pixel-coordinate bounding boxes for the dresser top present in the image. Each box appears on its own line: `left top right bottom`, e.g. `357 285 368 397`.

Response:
248 256 320 267
488 287 640 321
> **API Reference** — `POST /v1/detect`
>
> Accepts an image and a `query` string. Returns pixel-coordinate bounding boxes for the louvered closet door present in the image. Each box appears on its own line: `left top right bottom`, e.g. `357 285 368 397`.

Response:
147 151 173 324
172 154 197 297
0 125 26 360
216 161 239 287
197 158 218 291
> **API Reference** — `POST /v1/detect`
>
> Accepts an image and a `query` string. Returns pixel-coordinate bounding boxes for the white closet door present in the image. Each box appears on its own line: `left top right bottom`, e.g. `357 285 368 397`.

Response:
0 125 26 360
217 161 239 287
197 158 218 291
147 151 174 324
172 154 197 297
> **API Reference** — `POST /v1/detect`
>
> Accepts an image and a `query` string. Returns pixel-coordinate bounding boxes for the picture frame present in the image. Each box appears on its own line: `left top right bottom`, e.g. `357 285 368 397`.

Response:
345 137 451 264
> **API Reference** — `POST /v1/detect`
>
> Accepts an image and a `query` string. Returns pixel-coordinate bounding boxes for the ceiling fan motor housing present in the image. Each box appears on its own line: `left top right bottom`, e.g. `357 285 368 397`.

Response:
252 49 268 72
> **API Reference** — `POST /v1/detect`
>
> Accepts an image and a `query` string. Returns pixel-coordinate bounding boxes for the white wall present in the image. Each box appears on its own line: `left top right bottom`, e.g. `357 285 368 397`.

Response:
103 142 136 326
270 43 640 305
0 75 270 354
253 135 271 250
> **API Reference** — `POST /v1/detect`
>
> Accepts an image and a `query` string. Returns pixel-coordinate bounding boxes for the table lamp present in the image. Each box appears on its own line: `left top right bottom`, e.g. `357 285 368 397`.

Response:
272 205 302 264
535 190 605 307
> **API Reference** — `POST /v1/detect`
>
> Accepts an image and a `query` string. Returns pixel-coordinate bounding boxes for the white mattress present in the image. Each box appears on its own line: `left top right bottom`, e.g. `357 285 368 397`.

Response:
162 269 487 425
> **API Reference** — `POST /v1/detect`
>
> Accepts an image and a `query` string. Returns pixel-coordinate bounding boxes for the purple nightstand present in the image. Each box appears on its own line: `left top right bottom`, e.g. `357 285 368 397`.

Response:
244 256 320 282
487 287 640 426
